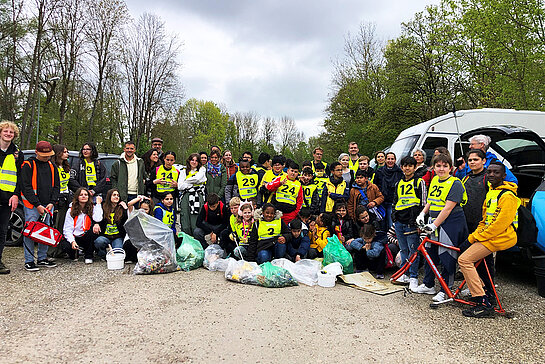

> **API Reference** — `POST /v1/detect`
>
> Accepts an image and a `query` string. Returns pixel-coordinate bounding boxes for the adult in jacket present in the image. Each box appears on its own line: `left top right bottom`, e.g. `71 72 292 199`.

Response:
110 141 146 202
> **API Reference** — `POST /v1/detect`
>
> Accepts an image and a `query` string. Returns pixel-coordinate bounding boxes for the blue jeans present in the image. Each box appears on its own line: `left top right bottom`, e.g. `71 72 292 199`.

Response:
394 221 420 278
257 243 286 264
384 203 393 231
94 236 124 258
23 205 54 263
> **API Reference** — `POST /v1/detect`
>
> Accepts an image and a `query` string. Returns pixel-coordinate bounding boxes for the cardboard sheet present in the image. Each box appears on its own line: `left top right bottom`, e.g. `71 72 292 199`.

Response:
339 271 404 295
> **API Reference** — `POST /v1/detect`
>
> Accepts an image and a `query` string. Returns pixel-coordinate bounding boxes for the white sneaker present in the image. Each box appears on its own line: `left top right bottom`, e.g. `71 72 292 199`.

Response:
394 274 409 285
409 278 419 292
414 284 435 295
460 288 471 297
84 259 93 264
432 291 447 302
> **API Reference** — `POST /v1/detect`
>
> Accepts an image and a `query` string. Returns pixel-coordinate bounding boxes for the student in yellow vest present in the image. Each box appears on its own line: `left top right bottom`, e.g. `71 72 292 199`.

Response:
311 147 329 176
0 121 23 274
21 141 60 271
94 188 128 259
248 203 291 263
70 142 107 199
391 156 427 291
259 155 285 204
348 142 360 172
357 155 375 184
320 161 349 213
313 161 329 199
62 188 103 264
299 167 320 215
47 144 71 258
253 152 271 179
458 162 519 317
223 200 254 259
414 154 469 302
264 159 303 224
149 151 179 201
178 153 207 236
219 197 241 256
225 159 261 203
153 192 177 235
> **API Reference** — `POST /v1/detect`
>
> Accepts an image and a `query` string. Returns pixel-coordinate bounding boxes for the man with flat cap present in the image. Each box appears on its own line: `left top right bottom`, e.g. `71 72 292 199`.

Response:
151 137 164 161
20 141 60 271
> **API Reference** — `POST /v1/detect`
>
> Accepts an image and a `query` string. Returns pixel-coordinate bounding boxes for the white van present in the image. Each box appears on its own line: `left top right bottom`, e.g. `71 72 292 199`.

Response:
386 108 545 166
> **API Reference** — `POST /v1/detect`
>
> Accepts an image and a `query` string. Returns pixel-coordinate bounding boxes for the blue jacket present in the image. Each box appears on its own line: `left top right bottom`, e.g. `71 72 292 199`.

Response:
455 151 517 184
351 236 385 259
289 233 311 257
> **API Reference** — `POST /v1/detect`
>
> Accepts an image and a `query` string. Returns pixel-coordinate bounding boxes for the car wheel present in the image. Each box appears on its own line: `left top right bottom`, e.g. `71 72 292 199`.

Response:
5 207 24 246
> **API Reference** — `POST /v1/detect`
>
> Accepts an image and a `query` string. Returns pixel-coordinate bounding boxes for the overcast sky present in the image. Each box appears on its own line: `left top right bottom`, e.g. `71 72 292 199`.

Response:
126 0 440 139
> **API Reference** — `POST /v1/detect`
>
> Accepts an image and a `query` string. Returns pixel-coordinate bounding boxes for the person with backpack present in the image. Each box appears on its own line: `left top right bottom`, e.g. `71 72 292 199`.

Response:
194 193 229 249
458 162 520 318
347 169 384 222
69 142 108 198
391 156 427 291
21 141 60 271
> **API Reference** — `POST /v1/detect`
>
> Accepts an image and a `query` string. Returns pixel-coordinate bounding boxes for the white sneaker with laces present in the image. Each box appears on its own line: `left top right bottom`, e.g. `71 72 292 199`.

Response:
394 274 409 284
409 278 419 292
85 259 93 264
414 284 435 295
432 291 447 302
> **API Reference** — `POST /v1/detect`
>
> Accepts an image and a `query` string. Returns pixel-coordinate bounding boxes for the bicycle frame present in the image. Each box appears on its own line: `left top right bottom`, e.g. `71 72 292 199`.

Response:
391 236 505 314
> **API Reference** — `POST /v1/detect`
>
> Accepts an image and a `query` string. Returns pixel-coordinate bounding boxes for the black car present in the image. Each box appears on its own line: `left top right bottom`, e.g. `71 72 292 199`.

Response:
5 150 119 246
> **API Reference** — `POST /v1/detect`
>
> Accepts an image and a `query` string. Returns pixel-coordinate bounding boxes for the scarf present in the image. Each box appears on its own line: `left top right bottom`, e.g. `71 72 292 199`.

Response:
207 161 221 178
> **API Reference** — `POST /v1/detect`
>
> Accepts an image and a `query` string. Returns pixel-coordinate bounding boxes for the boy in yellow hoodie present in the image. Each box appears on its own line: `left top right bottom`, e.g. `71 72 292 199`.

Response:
458 162 519 318
308 213 333 259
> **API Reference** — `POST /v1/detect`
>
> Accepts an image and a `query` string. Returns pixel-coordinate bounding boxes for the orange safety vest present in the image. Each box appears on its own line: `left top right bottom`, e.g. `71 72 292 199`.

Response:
21 160 55 209
74 213 92 233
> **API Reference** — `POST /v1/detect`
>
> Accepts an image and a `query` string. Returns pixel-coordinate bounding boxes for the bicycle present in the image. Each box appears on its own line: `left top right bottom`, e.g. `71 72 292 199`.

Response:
390 235 509 315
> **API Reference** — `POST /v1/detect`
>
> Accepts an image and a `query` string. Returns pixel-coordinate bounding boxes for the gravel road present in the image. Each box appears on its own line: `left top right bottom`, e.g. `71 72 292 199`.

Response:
1 247 544 363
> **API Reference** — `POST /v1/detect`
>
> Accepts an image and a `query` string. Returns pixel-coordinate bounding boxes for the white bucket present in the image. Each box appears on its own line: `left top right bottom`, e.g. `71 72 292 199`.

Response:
106 248 126 270
317 271 336 288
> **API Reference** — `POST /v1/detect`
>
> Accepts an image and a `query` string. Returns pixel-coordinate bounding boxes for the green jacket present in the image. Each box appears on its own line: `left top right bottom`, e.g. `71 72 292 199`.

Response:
110 154 146 201
205 164 227 199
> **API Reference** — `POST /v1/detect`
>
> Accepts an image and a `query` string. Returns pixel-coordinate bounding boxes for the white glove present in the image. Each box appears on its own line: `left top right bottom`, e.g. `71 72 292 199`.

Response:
416 212 426 227
423 223 437 233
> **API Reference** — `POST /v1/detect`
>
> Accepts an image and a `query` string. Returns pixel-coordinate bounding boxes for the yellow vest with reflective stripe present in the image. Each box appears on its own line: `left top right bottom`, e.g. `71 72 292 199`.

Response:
154 205 174 228
302 183 318 208
105 212 120 235
230 215 253 244
156 165 179 193
58 166 70 194
257 219 282 240
395 178 422 210
428 176 467 212
262 170 285 185
325 179 347 212
314 176 328 198
235 171 259 199
485 189 519 228
348 158 359 173
275 179 301 205
85 160 97 187
0 154 17 192
311 161 328 175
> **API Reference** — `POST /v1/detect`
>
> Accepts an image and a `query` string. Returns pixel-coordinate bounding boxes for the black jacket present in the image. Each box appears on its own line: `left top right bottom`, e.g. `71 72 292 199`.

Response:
195 202 230 234
69 159 108 196
21 156 60 208
0 143 23 205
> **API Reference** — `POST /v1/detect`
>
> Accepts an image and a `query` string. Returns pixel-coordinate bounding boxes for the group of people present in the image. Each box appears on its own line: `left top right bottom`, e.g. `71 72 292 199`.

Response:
0 122 521 318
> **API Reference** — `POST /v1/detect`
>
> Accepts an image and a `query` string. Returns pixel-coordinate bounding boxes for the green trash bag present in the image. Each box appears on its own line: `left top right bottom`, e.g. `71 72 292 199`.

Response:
176 232 204 271
256 262 299 288
322 235 354 274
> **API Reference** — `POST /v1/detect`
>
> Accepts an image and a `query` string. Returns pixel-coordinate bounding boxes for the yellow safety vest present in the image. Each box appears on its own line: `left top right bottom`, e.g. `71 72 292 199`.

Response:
105 212 120 235
485 189 519 228
427 176 467 213
85 160 97 187
186 169 205 186
154 205 175 228
311 161 328 175
348 158 359 173
0 154 17 192
395 178 422 210
230 216 253 244
262 170 285 185
302 183 318 208
235 171 259 199
58 166 70 194
325 179 347 212
253 166 265 173
156 165 179 193
314 176 328 198
257 219 282 240
275 179 301 205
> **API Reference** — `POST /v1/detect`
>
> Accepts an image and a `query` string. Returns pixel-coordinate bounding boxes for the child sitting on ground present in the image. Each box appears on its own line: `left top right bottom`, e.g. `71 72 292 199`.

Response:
345 224 386 279
308 212 333 259
153 192 176 236
219 197 241 255
280 219 311 262
332 201 356 247
247 203 291 264
224 201 254 260
194 193 229 249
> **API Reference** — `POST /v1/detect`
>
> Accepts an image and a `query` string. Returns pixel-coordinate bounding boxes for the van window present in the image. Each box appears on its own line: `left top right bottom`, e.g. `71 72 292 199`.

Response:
422 137 448 165
454 140 471 163
387 136 419 162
